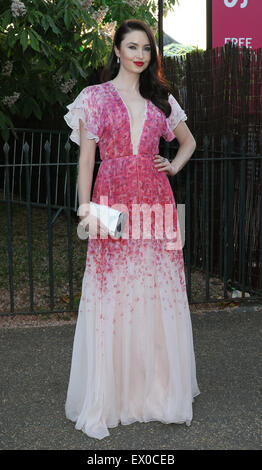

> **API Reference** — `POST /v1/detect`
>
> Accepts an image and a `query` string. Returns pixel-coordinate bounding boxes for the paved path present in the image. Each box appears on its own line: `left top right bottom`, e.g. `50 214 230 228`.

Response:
0 307 261 450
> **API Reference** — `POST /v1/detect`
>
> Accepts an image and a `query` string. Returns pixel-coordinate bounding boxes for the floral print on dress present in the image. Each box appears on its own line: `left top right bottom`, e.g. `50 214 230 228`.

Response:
63 80 200 440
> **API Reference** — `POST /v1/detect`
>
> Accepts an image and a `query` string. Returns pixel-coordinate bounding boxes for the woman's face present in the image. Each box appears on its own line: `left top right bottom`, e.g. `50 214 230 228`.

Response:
115 29 152 75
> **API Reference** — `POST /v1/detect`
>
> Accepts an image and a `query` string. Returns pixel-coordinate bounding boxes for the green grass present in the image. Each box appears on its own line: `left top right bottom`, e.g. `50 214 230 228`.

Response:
0 201 87 314
0 200 232 316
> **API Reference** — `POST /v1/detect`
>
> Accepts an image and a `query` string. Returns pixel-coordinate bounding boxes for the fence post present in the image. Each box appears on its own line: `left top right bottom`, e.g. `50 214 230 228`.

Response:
23 141 34 313
239 134 247 297
222 134 231 297
259 131 262 293
45 140 54 312
247 145 255 291
227 134 235 286
210 135 215 282
3 142 14 314
203 135 210 299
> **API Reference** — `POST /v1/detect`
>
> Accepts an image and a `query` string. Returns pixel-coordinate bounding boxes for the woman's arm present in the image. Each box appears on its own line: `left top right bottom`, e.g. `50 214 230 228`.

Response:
77 118 96 221
170 121 196 175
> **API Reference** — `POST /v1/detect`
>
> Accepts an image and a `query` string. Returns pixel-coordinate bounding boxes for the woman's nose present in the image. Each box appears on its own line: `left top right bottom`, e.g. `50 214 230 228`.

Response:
136 50 144 59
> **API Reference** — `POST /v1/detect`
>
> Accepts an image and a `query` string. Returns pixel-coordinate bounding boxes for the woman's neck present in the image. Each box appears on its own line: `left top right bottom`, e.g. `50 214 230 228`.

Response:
111 70 140 93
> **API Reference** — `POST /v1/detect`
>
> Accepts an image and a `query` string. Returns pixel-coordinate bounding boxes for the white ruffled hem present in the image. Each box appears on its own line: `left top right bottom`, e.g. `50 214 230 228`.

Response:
64 101 99 146
66 399 200 440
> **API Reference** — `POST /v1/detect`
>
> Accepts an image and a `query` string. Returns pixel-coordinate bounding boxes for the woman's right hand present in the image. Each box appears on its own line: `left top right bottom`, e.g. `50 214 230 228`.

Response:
80 213 109 238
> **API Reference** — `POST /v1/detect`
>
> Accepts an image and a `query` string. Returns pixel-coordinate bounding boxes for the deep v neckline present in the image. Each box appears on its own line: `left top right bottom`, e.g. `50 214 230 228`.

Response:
108 80 148 155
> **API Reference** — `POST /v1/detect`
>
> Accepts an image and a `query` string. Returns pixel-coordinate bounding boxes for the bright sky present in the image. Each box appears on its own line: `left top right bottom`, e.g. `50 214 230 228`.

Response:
163 0 207 50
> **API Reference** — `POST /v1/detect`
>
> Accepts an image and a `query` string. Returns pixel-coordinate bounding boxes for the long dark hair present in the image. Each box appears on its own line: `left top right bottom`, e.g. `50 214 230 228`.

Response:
100 19 173 118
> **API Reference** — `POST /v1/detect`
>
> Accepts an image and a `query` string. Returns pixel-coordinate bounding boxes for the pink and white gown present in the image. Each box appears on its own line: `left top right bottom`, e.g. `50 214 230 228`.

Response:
64 80 200 440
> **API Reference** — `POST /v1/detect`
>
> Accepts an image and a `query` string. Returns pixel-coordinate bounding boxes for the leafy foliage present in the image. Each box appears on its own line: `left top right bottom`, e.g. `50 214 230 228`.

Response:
0 0 179 140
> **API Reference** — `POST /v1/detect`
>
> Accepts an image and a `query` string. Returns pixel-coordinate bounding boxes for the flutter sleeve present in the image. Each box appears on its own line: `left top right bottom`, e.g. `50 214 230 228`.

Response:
64 86 103 146
162 93 187 142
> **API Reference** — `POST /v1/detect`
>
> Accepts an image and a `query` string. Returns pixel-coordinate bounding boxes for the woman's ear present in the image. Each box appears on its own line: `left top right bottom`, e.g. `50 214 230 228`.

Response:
114 45 120 58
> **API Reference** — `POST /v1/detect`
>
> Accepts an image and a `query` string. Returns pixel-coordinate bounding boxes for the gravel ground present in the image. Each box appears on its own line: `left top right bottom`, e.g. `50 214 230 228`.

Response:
0 304 261 451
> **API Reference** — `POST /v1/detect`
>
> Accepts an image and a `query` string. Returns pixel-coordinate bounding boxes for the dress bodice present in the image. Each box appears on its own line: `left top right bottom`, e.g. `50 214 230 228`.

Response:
64 80 187 161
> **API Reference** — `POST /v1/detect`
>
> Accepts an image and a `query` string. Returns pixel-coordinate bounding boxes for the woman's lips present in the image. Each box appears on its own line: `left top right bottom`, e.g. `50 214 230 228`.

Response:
134 62 144 66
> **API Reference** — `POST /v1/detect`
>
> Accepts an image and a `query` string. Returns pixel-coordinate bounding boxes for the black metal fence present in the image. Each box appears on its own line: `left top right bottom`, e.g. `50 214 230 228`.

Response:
1 129 261 316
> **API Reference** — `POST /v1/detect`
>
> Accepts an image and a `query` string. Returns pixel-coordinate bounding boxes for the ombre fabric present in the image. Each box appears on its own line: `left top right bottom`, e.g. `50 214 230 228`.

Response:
64 81 200 440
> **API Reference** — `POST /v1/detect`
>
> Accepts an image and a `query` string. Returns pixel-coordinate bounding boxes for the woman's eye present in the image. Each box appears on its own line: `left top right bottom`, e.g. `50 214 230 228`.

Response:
129 46 151 51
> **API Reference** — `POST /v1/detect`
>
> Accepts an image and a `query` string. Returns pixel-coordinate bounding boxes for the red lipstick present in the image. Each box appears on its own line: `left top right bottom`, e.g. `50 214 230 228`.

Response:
134 62 144 67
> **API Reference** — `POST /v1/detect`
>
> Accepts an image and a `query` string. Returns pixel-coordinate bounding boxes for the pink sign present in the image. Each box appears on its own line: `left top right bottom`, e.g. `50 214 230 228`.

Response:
212 0 262 49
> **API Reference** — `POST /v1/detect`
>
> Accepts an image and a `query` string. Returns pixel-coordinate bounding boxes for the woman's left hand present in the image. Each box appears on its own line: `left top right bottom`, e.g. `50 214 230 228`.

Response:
153 154 176 176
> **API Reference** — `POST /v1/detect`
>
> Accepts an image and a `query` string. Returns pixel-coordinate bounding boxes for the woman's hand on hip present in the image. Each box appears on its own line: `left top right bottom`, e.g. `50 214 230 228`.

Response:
153 155 176 176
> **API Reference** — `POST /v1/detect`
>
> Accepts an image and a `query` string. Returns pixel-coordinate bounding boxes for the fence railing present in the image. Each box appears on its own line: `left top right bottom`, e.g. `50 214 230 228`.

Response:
0 129 261 316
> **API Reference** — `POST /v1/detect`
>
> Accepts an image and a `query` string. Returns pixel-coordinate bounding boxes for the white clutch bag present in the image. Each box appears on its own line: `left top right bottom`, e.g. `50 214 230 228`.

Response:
77 202 128 240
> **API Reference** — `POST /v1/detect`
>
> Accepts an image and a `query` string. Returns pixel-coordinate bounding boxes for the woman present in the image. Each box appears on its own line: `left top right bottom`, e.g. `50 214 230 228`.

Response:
64 19 200 440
